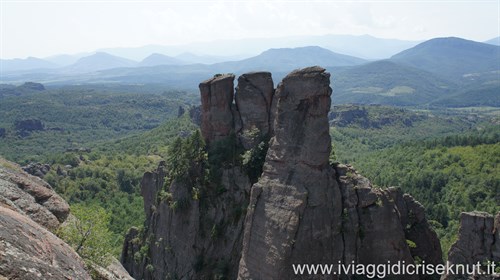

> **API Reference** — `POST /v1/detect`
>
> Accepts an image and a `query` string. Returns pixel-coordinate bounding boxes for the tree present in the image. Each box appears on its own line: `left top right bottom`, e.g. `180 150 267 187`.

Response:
57 204 115 266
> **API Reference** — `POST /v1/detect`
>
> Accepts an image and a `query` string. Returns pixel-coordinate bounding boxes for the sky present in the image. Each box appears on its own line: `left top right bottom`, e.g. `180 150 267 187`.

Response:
1 0 499 59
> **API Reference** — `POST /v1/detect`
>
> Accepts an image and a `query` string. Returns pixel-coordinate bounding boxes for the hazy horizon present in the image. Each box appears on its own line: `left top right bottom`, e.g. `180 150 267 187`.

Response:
1 0 499 59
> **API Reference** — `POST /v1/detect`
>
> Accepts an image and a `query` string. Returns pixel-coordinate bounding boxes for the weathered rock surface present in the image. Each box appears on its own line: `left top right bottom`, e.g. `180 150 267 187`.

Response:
0 159 69 231
90 258 135 280
0 157 133 280
238 67 441 279
122 165 251 280
235 72 274 149
443 211 500 280
199 74 236 144
0 202 91 280
123 67 442 280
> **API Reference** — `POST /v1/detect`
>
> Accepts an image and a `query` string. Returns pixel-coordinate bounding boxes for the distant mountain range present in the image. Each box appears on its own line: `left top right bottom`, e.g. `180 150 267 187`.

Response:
484 36 500 46
0 57 58 72
96 34 420 60
391 37 500 81
1 36 498 108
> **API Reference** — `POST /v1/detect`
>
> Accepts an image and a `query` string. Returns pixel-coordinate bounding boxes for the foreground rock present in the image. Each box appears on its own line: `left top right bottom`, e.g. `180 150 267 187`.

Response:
0 158 69 231
0 204 91 280
0 157 133 280
122 67 442 280
442 211 500 280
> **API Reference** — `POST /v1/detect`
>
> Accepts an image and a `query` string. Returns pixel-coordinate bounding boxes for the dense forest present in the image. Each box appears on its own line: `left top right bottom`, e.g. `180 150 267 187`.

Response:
0 85 498 262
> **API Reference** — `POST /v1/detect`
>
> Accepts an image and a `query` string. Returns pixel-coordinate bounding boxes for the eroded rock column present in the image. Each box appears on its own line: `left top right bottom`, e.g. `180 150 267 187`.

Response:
199 74 235 144
238 66 344 279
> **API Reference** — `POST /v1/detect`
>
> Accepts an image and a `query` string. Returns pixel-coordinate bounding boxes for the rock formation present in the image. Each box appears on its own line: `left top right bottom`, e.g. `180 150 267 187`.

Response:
0 158 91 279
235 72 274 149
443 211 500 280
199 74 237 144
0 205 92 280
122 67 442 280
22 162 51 178
121 164 250 279
0 159 69 231
0 157 134 280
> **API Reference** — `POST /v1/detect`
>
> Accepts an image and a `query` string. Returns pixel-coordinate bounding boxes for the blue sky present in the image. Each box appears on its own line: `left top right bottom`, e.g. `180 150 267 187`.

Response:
1 0 498 59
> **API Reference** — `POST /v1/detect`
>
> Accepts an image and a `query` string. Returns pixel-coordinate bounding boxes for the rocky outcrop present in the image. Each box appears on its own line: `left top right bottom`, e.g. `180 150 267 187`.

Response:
336 165 443 272
0 205 92 280
0 157 90 279
22 162 51 178
199 74 236 144
235 72 274 149
0 128 5 138
238 67 441 279
122 67 442 280
122 164 251 280
0 159 69 231
443 211 500 280
89 258 135 280
0 157 133 280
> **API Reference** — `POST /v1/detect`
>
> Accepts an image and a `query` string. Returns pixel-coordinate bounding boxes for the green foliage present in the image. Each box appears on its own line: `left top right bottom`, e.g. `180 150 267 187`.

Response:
146 264 155 272
207 132 242 183
57 204 115 266
242 139 269 183
0 85 193 163
406 239 417 249
165 130 208 186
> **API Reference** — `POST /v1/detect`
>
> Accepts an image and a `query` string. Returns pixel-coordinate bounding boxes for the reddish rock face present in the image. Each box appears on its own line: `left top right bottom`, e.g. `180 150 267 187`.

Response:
0 161 69 231
0 205 91 280
199 74 235 144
